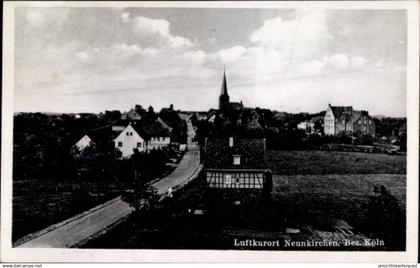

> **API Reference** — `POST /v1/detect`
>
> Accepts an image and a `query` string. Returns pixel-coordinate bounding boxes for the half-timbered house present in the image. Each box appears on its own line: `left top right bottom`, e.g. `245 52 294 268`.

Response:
204 137 272 192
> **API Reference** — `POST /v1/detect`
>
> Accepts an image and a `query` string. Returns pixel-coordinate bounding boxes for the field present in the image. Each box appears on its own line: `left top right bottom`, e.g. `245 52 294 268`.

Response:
12 179 129 243
266 150 406 175
273 174 406 229
267 150 406 233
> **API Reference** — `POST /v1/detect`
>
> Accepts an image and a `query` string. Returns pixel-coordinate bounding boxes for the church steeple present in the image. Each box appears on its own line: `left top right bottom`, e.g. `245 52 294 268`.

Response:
221 67 228 96
219 67 230 111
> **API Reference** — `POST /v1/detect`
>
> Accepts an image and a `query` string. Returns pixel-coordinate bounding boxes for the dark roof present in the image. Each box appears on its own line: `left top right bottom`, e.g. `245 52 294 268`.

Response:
85 125 119 144
310 116 324 123
121 109 142 120
141 118 172 138
329 106 372 124
330 106 353 118
230 102 243 110
205 138 267 170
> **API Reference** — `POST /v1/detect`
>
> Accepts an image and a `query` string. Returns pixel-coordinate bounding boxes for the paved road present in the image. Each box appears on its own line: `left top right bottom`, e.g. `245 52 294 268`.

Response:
17 118 200 248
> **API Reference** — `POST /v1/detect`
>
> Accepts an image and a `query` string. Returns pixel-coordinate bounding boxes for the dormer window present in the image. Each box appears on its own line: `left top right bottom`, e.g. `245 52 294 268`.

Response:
233 155 241 165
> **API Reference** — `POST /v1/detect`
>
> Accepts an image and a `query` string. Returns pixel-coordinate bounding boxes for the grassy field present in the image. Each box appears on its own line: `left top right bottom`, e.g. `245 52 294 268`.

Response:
272 174 406 229
12 179 129 242
267 150 406 175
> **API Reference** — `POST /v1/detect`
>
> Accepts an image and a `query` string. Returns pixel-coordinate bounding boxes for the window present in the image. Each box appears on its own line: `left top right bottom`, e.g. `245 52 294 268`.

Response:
137 142 142 148
225 174 232 184
118 142 123 147
130 132 133 136
126 132 129 136
233 155 241 165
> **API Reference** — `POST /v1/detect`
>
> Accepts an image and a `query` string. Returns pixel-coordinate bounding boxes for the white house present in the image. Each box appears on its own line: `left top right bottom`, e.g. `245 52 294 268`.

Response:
114 124 147 158
149 136 171 150
297 121 315 133
74 134 93 151
143 117 172 150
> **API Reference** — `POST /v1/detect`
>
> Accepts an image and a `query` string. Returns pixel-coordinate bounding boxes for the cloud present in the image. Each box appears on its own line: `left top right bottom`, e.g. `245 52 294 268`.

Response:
350 56 367 68
324 54 349 70
182 50 207 64
112 43 160 58
120 12 130 23
130 16 194 48
76 51 90 61
250 10 332 61
132 16 170 36
210 45 247 62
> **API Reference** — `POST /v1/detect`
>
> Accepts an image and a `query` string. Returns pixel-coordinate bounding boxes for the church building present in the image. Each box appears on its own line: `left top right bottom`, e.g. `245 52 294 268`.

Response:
219 69 243 113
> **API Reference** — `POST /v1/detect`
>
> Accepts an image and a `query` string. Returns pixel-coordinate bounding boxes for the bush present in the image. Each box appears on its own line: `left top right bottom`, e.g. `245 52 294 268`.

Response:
362 184 405 250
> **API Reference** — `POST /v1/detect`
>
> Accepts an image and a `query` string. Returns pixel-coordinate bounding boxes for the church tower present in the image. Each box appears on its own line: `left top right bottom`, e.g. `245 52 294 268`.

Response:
219 69 230 111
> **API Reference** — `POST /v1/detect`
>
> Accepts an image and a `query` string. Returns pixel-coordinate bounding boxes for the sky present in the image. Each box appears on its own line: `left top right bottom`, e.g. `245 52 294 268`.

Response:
14 7 407 116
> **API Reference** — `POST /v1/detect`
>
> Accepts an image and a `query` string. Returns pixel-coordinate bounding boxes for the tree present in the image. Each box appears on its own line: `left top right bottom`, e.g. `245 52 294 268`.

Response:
124 173 159 213
362 184 405 250
134 104 146 117
144 106 157 123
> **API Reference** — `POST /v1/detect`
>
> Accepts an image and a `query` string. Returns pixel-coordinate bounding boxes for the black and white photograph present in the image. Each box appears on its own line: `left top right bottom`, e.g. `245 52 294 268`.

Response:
1 1 418 263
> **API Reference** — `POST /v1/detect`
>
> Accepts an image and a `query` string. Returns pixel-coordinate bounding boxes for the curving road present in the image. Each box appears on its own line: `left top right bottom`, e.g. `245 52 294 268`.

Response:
17 117 200 248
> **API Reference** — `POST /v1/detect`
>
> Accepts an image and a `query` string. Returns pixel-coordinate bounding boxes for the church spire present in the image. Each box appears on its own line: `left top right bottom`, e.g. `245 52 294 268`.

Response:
219 67 230 111
221 67 228 96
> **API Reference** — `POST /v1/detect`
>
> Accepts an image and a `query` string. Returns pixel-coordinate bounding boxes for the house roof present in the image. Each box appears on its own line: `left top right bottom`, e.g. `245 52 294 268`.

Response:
329 105 372 124
310 116 324 123
205 138 267 170
330 106 353 118
142 117 172 138
229 102 243 110
121 109 142 120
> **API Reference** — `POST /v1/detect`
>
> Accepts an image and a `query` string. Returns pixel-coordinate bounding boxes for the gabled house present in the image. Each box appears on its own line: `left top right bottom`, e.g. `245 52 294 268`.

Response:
74 134 94 151
324 104 375 136
121 109 142 121
143 117 172 150
297 121 314 133
113 124 147 158
310 116 324 134
297 116 324 134
204 137 272 191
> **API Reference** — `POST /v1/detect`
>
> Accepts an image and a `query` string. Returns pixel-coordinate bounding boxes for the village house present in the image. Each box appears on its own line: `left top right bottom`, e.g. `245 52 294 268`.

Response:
297 116 324 134
143 117 173 150
73 134 94 151
204 137 272 191
297 121 315 133
121 108 142 121
113 117 172 158
324 104 375 136
114 123 147 158
74 114 173 158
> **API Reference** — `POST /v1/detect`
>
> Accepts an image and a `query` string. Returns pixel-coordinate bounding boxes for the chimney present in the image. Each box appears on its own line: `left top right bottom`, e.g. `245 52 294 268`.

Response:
229 137 234 147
